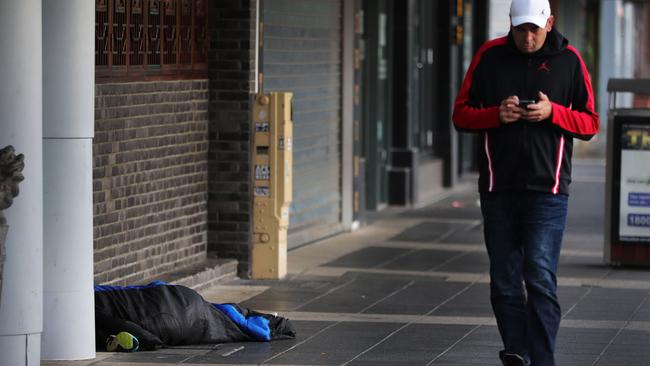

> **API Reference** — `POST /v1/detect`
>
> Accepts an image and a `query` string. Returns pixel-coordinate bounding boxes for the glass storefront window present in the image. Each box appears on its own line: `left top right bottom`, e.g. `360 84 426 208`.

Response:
629 1 650 79
617 1 650 107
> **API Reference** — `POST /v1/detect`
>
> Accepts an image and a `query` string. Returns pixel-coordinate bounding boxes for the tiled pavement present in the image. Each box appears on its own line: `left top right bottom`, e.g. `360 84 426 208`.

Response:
45 161 650 366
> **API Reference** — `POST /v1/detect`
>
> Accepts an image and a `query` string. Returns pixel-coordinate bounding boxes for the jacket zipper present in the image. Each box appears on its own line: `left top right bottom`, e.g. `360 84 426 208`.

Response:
523 59 532 142
521 58 532 187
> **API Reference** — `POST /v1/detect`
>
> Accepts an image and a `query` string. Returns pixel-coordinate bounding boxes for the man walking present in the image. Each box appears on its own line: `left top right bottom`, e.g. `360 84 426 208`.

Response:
452 0 599 365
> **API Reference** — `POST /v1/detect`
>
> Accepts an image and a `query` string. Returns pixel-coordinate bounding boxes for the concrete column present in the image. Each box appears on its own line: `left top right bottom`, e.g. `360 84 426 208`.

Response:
341 0 354 230
0 1 44 365
41 0 96 360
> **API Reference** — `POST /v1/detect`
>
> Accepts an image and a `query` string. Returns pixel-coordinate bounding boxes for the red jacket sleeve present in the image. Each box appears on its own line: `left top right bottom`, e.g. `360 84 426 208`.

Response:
452 38 507 131
550 46 600 140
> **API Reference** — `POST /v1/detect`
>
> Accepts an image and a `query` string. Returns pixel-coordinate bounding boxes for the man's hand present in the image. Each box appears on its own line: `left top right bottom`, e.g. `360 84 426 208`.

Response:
499 96 522 124
520 91 552 122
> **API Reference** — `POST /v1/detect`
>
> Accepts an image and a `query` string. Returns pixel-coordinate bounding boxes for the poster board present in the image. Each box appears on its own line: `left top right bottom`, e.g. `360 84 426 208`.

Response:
612 116 650 245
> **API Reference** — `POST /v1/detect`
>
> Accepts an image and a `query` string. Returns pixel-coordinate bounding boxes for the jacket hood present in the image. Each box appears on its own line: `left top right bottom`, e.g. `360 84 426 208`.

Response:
507 27 568 57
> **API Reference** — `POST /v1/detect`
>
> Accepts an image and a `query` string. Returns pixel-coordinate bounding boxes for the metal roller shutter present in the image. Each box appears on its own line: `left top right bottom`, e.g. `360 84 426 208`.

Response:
263 0 342 247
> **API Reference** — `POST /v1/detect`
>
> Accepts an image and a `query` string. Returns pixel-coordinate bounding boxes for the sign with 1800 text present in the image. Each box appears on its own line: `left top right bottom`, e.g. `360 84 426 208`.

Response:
619 123 650 242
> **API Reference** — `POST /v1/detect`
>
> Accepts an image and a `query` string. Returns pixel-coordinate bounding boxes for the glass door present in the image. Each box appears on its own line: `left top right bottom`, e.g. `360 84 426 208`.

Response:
362 0 392 210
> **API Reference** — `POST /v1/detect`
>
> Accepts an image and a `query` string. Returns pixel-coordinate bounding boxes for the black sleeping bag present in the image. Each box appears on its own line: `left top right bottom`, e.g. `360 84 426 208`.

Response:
95 281 295 350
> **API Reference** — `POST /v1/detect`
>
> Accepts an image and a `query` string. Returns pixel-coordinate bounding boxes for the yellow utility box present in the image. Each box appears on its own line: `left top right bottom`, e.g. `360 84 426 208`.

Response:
251 92 293 279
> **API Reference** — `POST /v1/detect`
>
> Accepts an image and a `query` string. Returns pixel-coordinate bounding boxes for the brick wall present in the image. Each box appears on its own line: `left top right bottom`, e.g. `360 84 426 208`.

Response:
207 0 257 275
93 80 209 285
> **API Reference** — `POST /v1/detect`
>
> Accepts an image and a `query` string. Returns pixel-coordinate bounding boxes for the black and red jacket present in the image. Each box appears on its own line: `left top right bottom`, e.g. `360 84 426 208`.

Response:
453 28 599 195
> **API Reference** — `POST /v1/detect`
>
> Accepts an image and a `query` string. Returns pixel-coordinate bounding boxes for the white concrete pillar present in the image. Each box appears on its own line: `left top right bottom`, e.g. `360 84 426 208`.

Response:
41 0 96 360
0 1 44 365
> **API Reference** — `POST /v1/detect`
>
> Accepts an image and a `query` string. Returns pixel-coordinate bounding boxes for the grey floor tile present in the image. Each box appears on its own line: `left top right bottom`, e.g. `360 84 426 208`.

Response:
297 273 413 313
595 358 650 366
391 222 468 243
557 255 611 278
606 268 650 282
595 346 650 366
186 320 332 365
453 325 502 347
399 195 484 221
603 344 650 357
381 249 464 271
443 225 485 245
240 276 348 311
555 342 607 356
555 328 616 365
610 329 650 346
348 324 475 365
433 252 490 273
324 246 408 269
429 326 502 365
562 232 604 252
362 280 470 315
563 288 649 321
348 361 415 366
432 354 502 365
556 327 619 345
572 163 605 178
631 297 650 321
431 362 500 366
554 353 599 366
631 310 650 322
265 322 404 365
101 352 190 363
558 285 592 315
188 342 273 364
432 284 492 317
566 181 605 236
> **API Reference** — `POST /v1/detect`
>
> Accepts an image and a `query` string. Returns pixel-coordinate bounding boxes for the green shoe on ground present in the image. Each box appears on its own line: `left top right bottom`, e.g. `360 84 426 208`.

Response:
106 331 139 352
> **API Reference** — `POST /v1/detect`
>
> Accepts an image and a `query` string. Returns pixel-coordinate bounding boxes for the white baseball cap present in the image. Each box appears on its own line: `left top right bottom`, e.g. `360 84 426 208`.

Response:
510 0 551 28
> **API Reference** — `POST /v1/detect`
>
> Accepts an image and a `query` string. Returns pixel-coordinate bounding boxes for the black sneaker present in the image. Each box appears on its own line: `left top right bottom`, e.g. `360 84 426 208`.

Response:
499 351 529 366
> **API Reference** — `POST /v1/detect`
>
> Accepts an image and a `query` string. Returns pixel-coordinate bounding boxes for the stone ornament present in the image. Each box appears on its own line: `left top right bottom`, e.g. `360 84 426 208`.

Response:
0 145 25 306
0 145 25 215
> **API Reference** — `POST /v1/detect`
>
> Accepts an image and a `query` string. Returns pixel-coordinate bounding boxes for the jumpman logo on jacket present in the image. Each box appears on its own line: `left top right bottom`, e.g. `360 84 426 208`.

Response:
538 61 551 73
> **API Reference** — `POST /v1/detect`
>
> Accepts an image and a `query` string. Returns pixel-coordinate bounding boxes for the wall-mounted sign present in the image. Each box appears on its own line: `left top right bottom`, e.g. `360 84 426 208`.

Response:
255 122 269 132
278 137 292 151
254 186 270 197
255 165 270 180
618 123 650 243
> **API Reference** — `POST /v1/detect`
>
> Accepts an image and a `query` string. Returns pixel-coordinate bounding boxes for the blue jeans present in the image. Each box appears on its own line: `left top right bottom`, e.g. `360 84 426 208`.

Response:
480 191 568 366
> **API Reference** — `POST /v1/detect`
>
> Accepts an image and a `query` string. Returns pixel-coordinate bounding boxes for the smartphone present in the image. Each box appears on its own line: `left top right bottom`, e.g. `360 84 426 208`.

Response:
519 99 536 109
